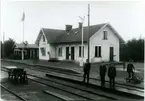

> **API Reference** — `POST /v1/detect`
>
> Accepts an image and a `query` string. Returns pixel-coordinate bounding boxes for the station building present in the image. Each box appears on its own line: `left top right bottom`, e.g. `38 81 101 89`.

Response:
35 23 124 63
14 43 39 59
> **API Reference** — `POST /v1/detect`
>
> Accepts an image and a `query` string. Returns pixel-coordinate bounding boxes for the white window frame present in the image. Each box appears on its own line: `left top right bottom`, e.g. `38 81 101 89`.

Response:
58 47 62 57
103 31 108 40
40 48 46 56
42 35 45 42
79 46 84 57
95 46 101 57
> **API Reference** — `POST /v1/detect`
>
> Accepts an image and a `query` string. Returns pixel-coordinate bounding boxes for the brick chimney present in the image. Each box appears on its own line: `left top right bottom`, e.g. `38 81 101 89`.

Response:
65 25 72 32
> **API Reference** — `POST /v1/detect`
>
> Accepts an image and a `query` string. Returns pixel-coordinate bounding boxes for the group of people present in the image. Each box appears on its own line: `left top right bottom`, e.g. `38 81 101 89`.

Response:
99 63 116 88
83 59 135 88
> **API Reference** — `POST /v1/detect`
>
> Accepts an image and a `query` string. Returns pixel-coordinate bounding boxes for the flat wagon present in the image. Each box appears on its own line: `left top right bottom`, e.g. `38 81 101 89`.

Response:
5 66 28 84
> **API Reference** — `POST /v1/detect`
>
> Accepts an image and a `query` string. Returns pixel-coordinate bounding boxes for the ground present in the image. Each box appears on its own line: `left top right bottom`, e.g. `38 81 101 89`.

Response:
1 59 144 101
1 59 144 88
90 62 144 88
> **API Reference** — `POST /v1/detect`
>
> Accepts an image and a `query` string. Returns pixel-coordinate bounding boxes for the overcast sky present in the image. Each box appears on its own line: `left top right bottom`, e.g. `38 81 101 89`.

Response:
1 1 145 44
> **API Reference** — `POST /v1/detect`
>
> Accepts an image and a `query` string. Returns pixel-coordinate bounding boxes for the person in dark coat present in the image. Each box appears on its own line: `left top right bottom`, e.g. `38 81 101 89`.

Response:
127 60 135 79
83 59 91 83
99 63 107 86
108 63 116 88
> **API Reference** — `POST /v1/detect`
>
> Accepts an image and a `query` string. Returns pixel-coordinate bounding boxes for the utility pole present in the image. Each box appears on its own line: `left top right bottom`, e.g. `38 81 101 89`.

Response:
22 15 24 60
79 16 85 66
88 4 90 62
21 11 25 60
3 32 5 58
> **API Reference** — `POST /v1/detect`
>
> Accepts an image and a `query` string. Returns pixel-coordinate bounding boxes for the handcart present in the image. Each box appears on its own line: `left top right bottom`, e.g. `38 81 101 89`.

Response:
125 71 143 84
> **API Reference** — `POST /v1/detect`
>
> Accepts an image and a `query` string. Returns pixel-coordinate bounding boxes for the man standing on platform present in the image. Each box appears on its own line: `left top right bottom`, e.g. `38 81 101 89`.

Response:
83 59 91 83
127 60 135 79
108 63 116 88
99 62 107 86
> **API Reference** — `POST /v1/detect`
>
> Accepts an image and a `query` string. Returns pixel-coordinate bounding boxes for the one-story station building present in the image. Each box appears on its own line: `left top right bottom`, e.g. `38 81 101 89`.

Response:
14 43 39 59
35 23 125 63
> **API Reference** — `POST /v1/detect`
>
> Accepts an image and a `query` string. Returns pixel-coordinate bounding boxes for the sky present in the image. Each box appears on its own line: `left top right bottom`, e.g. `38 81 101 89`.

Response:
1 1 145 44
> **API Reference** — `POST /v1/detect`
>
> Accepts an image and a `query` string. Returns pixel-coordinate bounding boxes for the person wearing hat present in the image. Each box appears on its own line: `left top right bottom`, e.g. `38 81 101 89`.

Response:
108 63 116 88
83 59 91 83
99 62 107 86
127 60 135 79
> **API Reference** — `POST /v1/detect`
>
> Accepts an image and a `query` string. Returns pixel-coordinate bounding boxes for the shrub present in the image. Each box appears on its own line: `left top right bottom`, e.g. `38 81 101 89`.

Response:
48 58 59 62
9 54 21 60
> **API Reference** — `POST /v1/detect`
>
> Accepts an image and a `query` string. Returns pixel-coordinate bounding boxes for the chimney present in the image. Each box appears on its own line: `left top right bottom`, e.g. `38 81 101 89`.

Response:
65 25 72 33
78 22 82 30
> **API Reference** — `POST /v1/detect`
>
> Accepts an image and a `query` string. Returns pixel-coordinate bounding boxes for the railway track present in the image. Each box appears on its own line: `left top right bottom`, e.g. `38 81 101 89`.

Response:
26 66 144 92
1 68 143 100
2 60 144 90
1 84 27 101
1 69 116 101
1 64 144 98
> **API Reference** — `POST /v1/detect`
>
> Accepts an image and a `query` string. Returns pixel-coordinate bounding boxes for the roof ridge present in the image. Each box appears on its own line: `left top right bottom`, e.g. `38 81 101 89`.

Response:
42 23 107 31
72 23 107 29
42 28 64 31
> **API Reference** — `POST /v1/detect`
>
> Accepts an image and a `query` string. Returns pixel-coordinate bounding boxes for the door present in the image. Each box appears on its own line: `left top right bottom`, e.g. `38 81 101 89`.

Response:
71 47 75 60
66 47 69 60
110 47 114 61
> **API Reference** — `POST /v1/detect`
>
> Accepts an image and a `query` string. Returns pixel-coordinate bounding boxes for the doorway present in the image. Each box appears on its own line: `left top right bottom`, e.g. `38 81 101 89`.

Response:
66 47 69 60
71 47 75 60
109 47 114 61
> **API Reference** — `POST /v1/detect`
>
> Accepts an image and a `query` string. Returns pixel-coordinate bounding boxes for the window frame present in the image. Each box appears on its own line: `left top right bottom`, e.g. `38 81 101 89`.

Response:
42 35 45 42
79 46 84 57
40 48 46 56
103 31 108 40
58 47 62 56
95 46 101 57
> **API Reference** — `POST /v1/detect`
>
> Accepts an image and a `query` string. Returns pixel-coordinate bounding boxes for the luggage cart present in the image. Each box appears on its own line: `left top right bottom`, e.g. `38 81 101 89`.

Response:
125 71 143 84
5 66 28 84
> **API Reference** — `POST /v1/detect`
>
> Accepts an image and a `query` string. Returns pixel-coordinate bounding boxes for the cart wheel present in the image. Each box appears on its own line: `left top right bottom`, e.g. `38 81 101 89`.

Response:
126 79 129 83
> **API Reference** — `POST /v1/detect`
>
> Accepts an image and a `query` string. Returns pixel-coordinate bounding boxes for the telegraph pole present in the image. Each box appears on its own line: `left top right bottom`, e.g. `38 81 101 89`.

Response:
3 32 5 58
79 16 85 66
22 15 24 60
81 20 84 66
21 11 25 60
88 4 90 62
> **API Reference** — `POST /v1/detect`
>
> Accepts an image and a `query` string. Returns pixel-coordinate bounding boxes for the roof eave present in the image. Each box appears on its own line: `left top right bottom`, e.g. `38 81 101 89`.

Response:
107 23 125 44
51 41 87 44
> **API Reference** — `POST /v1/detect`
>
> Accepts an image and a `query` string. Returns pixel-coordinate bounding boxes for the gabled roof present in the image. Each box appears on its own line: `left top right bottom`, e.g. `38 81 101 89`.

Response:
43 28 64 43
35 23 125 44
15 43 38 49
55 23 106 43
106 23 125 44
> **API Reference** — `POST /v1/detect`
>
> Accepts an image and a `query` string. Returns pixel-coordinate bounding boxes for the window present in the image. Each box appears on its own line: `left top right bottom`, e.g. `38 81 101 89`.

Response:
58 47 62 56
42 35 45 42
103 31 108 40
95 46 101 57
79 46 84 57
24 50 27 55
40 48 46 56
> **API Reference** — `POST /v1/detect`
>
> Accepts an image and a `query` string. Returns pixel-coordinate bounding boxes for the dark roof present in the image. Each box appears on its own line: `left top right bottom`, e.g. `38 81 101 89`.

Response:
36 23 125 44
42 28 64 43
15 43 38 49
54 23 106 43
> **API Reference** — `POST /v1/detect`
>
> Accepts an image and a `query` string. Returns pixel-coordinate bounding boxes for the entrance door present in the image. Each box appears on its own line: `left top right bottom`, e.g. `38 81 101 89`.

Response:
66 47 69 60
71 47 75 60
109 47 114 61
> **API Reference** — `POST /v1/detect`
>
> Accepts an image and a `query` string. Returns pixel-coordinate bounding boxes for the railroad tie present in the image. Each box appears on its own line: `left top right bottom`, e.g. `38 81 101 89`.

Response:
43 90 74 101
